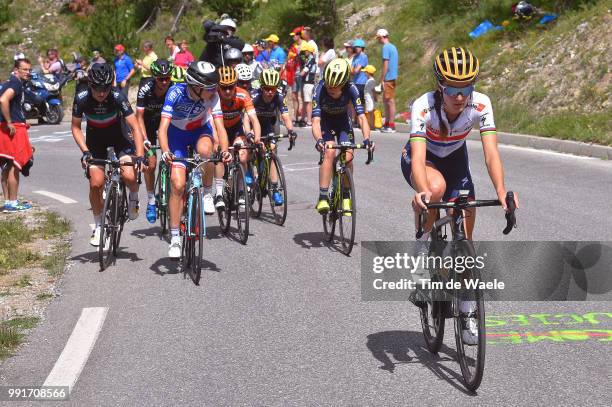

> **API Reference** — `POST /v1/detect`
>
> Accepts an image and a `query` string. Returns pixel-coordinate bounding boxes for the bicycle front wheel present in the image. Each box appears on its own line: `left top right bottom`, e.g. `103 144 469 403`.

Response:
217 169 232 234
113 183 127 254
322 175 337 241
234 164 250 244
453 239 485 392
156 163 170 238
184 188 205 285
337 167 356 255
268 153 287 226
99 182 118 270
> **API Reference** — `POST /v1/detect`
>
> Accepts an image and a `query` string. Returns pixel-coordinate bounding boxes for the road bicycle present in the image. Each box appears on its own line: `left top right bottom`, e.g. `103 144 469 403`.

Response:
173 151 222 285
415 190 516 391
149 145 171 238
249 132 296 225
318 143 374 255
86 147 141 271
217 143 256 244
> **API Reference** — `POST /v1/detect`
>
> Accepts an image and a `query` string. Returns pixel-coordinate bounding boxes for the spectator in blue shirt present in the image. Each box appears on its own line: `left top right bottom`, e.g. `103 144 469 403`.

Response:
376 28 399 132
350 39 368 103
265 34 287 65
113 44 135 97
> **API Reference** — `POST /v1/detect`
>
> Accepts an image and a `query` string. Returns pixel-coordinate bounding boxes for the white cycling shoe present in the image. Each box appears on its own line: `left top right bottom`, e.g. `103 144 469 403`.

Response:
203 193 215 215
168 237 181 259
459 300 479 345
128 198 139 220
90 226 101 247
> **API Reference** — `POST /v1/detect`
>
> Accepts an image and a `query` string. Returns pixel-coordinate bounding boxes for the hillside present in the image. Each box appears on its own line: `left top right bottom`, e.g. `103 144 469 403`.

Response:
1 0 610 145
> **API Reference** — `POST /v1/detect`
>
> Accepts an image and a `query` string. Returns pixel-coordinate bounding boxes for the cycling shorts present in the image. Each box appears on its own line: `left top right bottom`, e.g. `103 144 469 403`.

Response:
226 123 246 145
321 121 354 144
144 119 159 145
401 142 475 201
86 124 134 160
168 122 213 168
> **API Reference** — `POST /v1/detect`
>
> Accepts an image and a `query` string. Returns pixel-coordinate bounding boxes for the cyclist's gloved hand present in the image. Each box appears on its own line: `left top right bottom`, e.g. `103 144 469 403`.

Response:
134 156 146 170
81 150 92 168
362 139 371 149
288 130 297 138
221 150 232 163
246 132 255 143
161 151 174 164
315 138 325 152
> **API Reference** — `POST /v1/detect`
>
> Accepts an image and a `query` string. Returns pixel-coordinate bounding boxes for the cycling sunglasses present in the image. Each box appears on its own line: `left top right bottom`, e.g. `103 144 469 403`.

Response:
220 84 236 91
440 83 474 97
261 86 277 92
155 76 172 83
90 84 111 92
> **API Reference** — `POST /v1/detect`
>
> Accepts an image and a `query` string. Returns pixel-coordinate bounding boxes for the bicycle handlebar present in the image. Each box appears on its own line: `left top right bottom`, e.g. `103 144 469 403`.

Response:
415 191 517 239
317 143 374 165
261 132 297 151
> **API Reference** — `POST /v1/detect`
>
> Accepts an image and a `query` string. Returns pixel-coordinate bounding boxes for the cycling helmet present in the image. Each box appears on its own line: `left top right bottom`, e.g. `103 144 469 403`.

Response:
185 61 219 88
171 66 186 83
150 59 173 77
324 58 350 88
259 68 280 87
235 63 253 81
242 44 254 54
224 47 243 65
88 63 114 87
434 47 479 83
352 39 366 49
218 65 238 86
219 18 237 30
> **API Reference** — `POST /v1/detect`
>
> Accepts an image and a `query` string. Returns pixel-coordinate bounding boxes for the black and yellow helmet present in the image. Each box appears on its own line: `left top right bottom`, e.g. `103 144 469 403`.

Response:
171 66 186 83
324 58 351 88
218 65 238 86
434 47 479 83
259 68 280 87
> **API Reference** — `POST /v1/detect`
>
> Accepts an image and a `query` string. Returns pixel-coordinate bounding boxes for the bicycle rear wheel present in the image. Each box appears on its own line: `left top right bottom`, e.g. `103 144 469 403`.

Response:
99 182 117 270
453 239 485 392
337 167 356 255
217 169 232 234
322 174 337 241
249 161 263 218
113 183 127 254
234 164 250 244
267 153 287 226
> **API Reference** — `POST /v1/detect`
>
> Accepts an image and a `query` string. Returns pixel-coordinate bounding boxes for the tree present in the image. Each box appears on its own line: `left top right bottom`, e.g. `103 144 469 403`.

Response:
207 0 257 21
80 0 139 58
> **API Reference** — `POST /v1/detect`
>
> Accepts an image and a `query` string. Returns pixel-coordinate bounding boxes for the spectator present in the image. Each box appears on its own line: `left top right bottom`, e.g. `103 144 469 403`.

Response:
300 42 317 126
342 40 354 64
165 36 180 61
376 28 399 133
351 39 368 104
74 56 89 96
46 49 64 75
91 50 105 64
318 36 336 71
301 27 319 64
174 40 195 68
135 40 158 87
362 65 378 129
289 27 304 125
113 44 135 97
265 34 286 65
0 59 34 212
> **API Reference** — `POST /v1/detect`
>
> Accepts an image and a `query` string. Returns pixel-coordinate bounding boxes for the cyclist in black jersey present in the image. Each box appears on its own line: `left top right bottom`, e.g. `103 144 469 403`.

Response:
250 69 297 205
136 59 173 223
71 63 146 246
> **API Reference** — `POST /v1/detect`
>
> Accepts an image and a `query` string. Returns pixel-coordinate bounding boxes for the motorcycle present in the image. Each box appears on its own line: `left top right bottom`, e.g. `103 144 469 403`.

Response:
23 69 73 125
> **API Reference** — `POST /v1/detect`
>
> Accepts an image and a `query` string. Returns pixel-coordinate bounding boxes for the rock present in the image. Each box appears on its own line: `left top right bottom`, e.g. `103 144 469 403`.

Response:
576 22 589 33
344 6 385 30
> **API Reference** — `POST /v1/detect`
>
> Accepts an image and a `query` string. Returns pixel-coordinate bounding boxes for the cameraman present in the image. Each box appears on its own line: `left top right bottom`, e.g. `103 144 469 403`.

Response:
199 18 245 68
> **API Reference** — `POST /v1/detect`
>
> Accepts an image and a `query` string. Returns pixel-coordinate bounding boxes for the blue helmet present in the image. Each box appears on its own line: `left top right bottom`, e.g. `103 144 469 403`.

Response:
353 39 366 49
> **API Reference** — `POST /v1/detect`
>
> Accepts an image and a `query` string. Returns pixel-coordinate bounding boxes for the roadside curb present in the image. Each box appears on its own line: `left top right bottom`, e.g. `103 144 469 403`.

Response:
391 122 611 160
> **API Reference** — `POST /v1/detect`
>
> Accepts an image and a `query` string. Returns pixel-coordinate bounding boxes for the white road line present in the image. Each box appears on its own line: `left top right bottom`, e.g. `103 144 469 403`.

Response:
34 190 77 204
284 166 319 172
43 307 108 392
283 162 318 167
52 131 72 134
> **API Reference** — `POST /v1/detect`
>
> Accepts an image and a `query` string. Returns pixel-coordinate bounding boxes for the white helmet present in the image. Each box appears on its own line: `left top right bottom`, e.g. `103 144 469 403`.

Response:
235 63 253 81
14 52 26 61
242 44 254 53
219 18 237 30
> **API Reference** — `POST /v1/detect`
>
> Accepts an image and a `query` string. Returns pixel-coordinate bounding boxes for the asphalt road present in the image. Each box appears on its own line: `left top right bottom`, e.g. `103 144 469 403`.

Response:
1 122 611 406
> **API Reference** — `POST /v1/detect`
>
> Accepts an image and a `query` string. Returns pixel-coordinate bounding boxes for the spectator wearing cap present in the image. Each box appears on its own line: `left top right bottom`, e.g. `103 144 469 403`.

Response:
299 42 317 126
165 36 180 61
265 34 286 65
376 28 399 133
351 39 369 105
362 65 378 129
113 44 135 97
289 27 304 125
135 40 158 88
341 40 355 64
91 50 105 64
174 40 195 68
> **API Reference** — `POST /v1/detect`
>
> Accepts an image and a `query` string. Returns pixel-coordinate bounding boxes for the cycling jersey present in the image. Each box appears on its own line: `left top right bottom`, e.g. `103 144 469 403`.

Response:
219 87 256 129
72 87 134 159
312 80 364 143
137 78 168 143
409 91 496 158
161 83 222 131
251 89 288 135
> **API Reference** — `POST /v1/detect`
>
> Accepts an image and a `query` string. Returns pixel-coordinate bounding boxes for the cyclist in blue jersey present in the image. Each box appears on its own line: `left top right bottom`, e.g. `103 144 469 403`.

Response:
158 61 231 259
71 63 146 246
250 69 297 205
312 58 373 214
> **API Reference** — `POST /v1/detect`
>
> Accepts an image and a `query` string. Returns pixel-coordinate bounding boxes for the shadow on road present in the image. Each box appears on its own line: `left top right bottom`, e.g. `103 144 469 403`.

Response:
71 248 143 265
131 227 166 241
366 330 475 395
293 231 357 255
150 256 222 277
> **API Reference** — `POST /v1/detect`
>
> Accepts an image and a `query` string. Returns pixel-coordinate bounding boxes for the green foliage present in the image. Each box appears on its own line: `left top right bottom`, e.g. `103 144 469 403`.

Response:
78 0 139 58
207 0 257 20
0 0 10 28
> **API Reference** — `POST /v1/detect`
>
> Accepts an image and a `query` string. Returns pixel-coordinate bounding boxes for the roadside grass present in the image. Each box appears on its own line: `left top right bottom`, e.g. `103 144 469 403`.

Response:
42 241 71 278
0 317 40 361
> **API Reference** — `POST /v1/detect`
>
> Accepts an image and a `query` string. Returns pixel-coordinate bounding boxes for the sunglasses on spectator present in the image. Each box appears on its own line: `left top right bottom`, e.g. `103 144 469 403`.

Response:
440 83 474 97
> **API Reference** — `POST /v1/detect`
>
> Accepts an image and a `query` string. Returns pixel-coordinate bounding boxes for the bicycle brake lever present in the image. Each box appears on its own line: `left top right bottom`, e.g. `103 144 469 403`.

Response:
503 191 517 234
